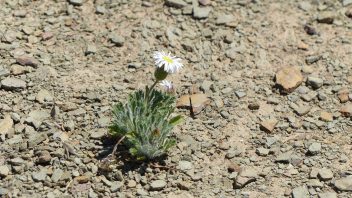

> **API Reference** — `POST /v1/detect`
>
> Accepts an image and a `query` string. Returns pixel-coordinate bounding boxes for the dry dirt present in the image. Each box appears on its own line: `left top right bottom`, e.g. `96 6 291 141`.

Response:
0 0 352 198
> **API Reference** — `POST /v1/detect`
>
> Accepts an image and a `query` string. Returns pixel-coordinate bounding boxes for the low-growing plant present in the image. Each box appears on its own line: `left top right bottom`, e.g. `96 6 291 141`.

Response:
109 51 183 160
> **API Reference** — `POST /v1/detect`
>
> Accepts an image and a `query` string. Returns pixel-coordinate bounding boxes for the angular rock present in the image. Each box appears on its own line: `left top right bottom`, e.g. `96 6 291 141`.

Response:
234 168 258 189
342 0 352 6
25 110 50 129
193 7 212 19
51 169 64 183
317 12 335 24
308 142 321 155
292 186 309 198
16 55 38 68
109 34 125 47
275 152 292 163
150 180 167 191
32 170 47 182
340 103 352 117
0 115 13 140
165 0 187 8
1 77 26 90
276 67 303 93
69 0 83 6
36 89 53 103
260 119 278 133
318 168 333 181
318 192 337 198
85 44 97 55
0 165 10 177
337 87 349 103
320 111 333 122
307 76 323 89
333 176 352 191
216 14 235 25
178 161 193 171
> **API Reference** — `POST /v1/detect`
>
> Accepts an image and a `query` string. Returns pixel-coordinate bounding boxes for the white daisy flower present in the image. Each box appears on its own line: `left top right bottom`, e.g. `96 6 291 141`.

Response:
159 80 173 91
153 51 183 73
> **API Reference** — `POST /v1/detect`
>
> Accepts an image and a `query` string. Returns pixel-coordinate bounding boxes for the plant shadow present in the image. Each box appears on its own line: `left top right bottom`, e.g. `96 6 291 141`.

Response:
95 135 170 176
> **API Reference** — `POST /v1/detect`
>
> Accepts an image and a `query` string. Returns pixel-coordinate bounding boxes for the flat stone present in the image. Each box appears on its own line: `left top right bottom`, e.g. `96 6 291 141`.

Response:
9 157 25 166
36 89 53 103
342 0 352 6
256 147 269 156
307 179 323 187
0 187 9 196
28 133 48 148
292 186 309 198
25 110 50 129
165 0 187 8
320 111 333 122
90 129 105 139
340 103 352 117
199 0 211 6
275 152 292 163
276 67 303 93
234 168 258 189
32 170 47 182
307 76 324 89
292 105 311 116
150 180 167 191
298 1 312 11
85 44 97 55
0 165 10 177
260 119 278 133
16 55 38 67
193 7 212 19
51 169 64 183
178 160 193 171
109 34 125 47
317 12 335 24
333 176 352 191
96 6 106 14
337 87 349 103
10 65 26 75
111 181 123 192
0 115 13 140
69 0 83 6
318 168 333 181
308 142 321 155
318 192 337 198
1 77 26 90
0 66 10 77
215 14 235 25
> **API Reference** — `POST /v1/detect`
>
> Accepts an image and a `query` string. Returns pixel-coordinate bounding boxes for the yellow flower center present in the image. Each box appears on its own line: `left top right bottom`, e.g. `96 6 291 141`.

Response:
162 56 173 64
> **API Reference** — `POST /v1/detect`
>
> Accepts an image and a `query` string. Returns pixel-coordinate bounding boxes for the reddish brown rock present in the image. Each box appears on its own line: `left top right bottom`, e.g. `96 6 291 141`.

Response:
260 118 278 133
320 111 333 122
338 88 349 103
276 67 303 93
16 55 38 68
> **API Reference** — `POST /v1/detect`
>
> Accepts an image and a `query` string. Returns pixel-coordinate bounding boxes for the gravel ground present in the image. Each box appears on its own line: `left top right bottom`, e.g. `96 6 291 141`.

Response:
0 0 352 197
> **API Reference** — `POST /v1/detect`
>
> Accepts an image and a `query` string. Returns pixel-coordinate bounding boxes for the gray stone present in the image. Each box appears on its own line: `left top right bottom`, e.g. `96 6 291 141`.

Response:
0 187 9 196
85 44 97 55
0 66 10 78
32 170 47 182
298 2 312 11
64 119 75 131
256 147 269 156
150 180 167 191
318 168 333 181
178 160 193 171
292 186 309 198
35 89 53 103
0 165 10 177
215 14 235 25
25 110 50 129
318 192 337 198
109 34 125 47
51 169 64 183
9 157 25 166
307 76 324 89
235 90 247 98
317 12 335 24
308 142 321 155
111 181 123 192
193 7 212 19
306 55 321 64
333 176 352 191
98 117 110 127
1 77 26 90
234 168 258 189
90 129 105 139
96 6 106 14
165 0 187 8
28 133 48 148
307 179 323 187
69 0 83 6
292 105 311 116
275 152 292 163
342 0 352 6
